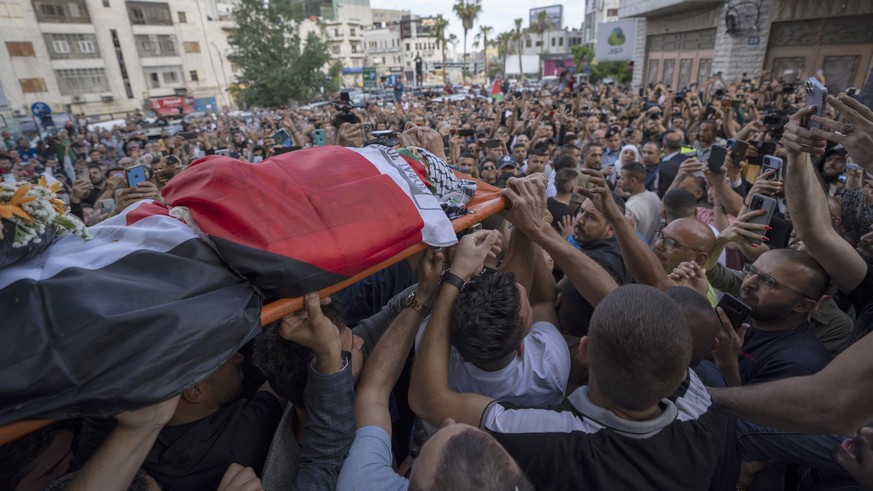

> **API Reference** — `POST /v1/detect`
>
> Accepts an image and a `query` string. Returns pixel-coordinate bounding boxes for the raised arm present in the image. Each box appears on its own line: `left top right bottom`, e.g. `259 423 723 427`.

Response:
583 169 674 291
501 174 618 307
67 397 180 491
782 106 867 293
408 231 500 428
353 249 444 434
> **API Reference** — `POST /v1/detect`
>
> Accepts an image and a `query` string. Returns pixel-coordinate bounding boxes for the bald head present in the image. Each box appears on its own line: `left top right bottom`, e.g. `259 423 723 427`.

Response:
656 218 716 272
673 218 716 254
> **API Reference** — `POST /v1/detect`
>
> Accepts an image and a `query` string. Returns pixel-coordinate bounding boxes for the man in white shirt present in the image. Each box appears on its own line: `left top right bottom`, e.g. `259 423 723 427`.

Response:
618 162 662 244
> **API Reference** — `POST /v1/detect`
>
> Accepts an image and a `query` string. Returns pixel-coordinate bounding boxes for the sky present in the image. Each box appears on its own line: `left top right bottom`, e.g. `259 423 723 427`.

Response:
369 0 584 50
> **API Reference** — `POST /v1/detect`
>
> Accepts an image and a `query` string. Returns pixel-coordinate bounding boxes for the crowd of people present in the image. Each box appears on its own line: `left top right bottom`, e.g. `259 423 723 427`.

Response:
3 69 873 491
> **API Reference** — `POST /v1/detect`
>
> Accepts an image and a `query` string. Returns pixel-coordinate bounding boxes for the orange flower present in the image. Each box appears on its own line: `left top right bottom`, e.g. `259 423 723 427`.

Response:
38 176 61 194
0 185 36 222
9 185 36 207
50 198 67 214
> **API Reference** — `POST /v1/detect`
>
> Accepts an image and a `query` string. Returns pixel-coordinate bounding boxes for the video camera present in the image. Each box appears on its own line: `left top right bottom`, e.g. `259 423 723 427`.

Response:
365 130 399 148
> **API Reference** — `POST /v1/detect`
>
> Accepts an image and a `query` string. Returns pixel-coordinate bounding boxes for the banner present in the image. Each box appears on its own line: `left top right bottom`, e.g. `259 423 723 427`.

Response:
595 20 637 62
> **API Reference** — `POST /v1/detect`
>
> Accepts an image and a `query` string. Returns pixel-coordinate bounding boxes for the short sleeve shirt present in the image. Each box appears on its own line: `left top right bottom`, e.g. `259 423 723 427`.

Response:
337 426 408 491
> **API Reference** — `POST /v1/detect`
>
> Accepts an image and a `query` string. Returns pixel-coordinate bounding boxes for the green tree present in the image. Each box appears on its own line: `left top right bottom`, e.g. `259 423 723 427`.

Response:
452 0 482 83
571 45 632 84
474 24 493 76
512 18 527 80
496 31 514 76
532 10 548 77
228 0 335 107
433 16 449 85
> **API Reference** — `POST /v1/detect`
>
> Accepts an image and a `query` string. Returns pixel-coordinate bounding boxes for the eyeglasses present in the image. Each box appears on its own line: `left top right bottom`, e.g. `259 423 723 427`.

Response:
482 166 497 170
659 235 704 252
742 264 817 299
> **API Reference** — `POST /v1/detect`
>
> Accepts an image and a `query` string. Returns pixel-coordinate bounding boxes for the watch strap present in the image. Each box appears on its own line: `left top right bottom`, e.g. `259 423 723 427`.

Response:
441 270 466 291
405 292 432 316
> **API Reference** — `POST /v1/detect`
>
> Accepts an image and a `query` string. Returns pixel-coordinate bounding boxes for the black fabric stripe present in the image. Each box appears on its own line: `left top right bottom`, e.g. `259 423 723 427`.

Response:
0 238 262 425
209 236 348 300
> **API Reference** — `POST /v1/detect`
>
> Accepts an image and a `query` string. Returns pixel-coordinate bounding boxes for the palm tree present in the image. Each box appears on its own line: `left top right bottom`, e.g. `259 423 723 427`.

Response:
474 24 493 77
533 10 548 78
513 18 525 80
497 31 514 76
433 16 449 85
452 0 482 83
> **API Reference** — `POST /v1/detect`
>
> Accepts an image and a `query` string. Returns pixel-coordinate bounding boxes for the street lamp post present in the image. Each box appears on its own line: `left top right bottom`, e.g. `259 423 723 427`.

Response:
210 41 232 110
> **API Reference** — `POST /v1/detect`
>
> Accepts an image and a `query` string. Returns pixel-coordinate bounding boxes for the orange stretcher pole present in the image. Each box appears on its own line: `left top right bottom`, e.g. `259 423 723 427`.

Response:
0 183 506 446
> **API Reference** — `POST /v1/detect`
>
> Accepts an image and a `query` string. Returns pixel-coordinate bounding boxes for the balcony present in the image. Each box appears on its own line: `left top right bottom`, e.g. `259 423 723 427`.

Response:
619 0 721 18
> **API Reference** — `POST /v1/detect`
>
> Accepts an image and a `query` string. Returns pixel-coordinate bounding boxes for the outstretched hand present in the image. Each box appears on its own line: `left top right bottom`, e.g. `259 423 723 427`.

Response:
501 174 550 238
449 229 502 281
781 105 827 156
810 94 873 173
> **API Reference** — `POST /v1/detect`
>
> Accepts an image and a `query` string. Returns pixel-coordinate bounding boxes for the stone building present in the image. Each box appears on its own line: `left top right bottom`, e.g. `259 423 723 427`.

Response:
621 0 873 93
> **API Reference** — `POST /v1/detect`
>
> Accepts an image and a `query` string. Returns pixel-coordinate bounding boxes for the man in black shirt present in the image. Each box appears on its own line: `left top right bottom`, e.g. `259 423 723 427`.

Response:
559 192 632 337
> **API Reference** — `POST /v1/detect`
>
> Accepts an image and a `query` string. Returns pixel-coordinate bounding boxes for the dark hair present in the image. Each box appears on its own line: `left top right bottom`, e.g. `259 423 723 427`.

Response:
581 143 602 155
87 163 102 171
529 148 546 158
0 421 75 490
552 154 577 171
663 188 697 220
588 285 691 411
412 428 534 491
561 143 580 154
459 151 475 160
451 271 523 367
251 298 347 408
555 168 578 194
665 286 718 367
512 143 526 150
621 162 646 181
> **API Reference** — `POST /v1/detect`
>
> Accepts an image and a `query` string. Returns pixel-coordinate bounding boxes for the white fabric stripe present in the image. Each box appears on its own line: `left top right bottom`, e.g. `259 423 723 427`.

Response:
0 201 198 289
351 146 458 247
482 401 606 435
675 369 714 422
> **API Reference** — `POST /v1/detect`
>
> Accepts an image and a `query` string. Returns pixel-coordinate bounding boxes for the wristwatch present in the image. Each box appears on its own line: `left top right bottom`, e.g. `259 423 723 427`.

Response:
405 291 432 316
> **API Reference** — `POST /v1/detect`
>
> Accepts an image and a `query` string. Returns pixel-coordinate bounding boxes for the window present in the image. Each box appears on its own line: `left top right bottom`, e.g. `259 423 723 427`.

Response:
126 1 171 25
183 41 200 53
78 40 95 53
525 38 531 48
189 70 198 82
177 11 186 23
19 78 48 93
607 8 618 17
6 42 35 57
350 28 355 36
332 46 340 54
143 66 182 88
32 0 90 23
55 68 110 94
52 40 70 53
551 38 555 47
102 0 108 6
559 37 563 46
134 34 178 56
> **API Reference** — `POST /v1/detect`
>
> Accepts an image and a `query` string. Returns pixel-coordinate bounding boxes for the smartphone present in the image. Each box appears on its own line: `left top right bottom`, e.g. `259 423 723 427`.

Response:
177 131 197 140
730 140 749 163
215 148 230 157
361 122 373 140
313 128 327 146
271 128 290 143
717 294 751 331
98 198 116 215
804 77 828 130
371 130 395 137
340 91 350 103
707 145 728 173
126 165 147 188
576 173 593 190
108 169 126 181
458 129 475 137
747 194 778 245
484 139 501 149
761 155 783 181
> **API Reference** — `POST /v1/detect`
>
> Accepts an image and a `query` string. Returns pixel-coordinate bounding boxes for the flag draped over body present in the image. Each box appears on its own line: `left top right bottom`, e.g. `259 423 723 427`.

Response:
0 144 458 424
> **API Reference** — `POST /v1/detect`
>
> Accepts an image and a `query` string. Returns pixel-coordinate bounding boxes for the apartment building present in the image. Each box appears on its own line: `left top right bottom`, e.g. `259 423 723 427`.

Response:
0 0 235 120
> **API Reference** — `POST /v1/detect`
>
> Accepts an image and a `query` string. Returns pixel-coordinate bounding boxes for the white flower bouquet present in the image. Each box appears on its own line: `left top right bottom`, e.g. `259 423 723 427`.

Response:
1 177 90 268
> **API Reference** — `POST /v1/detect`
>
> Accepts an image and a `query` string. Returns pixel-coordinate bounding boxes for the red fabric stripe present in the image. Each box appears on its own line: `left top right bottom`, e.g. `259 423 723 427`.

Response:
162 148 425 277
124 201 170 226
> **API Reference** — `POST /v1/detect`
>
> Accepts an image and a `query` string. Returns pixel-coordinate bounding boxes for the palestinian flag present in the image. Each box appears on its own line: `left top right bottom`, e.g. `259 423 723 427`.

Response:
162 145 457 300
0 202 262 425
491 78 504 101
